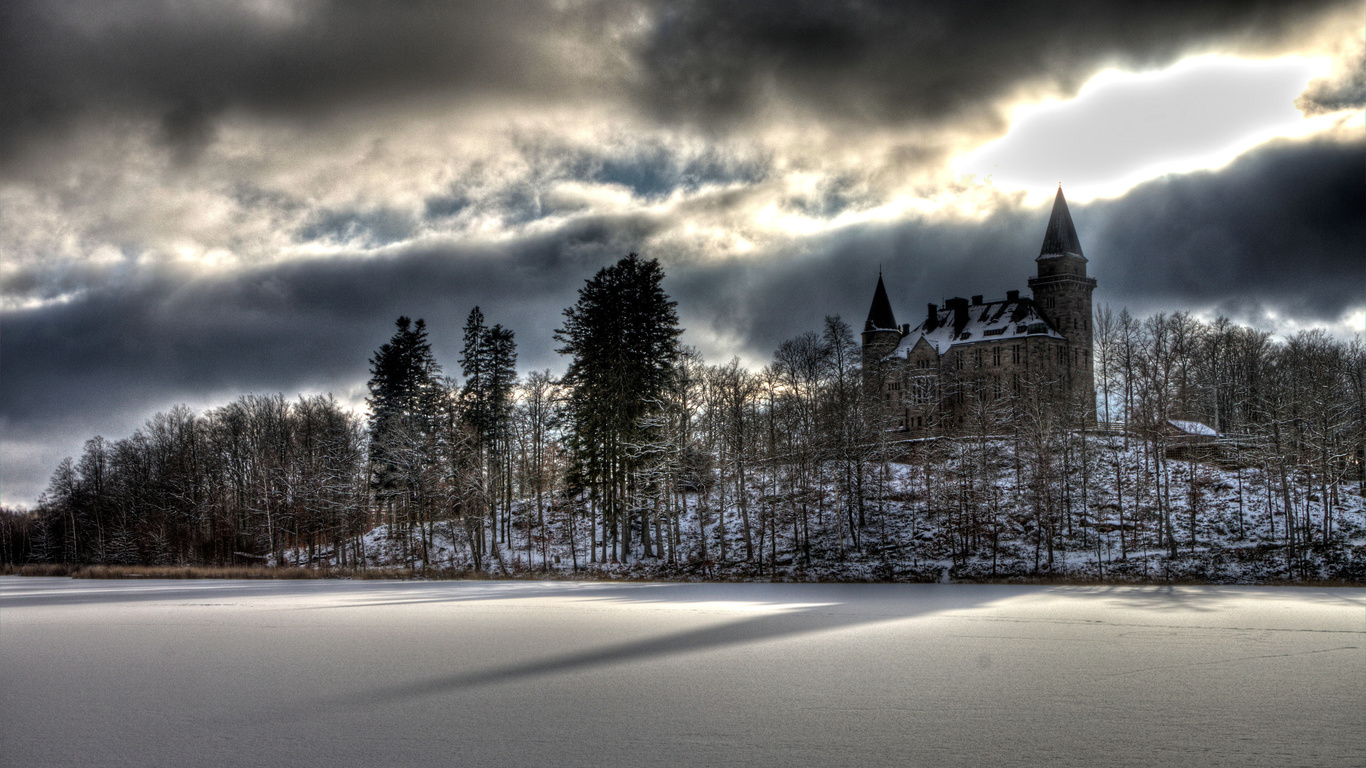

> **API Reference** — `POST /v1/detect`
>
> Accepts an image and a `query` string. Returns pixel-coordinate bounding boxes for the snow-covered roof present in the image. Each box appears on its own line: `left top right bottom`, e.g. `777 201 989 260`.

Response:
891 296 1062 358
1167 419 1217 437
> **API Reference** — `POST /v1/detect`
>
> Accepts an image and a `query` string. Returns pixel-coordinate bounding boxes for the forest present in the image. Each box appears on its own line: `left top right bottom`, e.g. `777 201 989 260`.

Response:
4 254 1364 582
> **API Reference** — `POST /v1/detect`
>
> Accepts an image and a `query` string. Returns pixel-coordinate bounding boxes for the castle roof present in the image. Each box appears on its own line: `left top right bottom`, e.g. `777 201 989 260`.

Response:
864 272 898 332
892 296 1062 358
1038 186 1084 260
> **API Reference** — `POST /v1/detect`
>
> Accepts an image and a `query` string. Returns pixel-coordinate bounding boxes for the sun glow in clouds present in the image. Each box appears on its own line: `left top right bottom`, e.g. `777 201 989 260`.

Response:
958 56 1331 201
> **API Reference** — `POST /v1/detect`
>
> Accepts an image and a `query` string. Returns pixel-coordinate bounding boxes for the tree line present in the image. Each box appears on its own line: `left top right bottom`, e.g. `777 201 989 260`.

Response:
4 255 1363 579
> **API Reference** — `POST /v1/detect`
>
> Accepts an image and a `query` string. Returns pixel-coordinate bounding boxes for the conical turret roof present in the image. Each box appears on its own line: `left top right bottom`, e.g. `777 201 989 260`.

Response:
1038 186 1084 259
864 273 897 332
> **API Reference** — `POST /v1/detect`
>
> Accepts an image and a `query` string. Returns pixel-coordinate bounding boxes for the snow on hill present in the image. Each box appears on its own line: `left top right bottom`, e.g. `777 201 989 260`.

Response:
283 436 1366 583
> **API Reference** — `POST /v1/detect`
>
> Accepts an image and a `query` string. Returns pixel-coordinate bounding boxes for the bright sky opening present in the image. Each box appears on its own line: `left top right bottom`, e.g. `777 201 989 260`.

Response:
958 56 1330 201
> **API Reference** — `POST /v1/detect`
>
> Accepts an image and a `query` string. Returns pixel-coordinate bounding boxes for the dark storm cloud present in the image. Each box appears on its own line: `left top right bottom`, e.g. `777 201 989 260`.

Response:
637 0 1349 127
4 0 1352 171
1086 137 1364 319
0 0 618 168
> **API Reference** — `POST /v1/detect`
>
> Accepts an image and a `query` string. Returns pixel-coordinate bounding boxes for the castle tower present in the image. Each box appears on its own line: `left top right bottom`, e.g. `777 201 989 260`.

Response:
1028 186 1097 420
861 272 903 369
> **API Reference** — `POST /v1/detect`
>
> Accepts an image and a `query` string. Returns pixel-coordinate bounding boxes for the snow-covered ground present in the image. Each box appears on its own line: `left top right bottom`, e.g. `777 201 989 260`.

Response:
290 438 1366 584
2 578 1361 767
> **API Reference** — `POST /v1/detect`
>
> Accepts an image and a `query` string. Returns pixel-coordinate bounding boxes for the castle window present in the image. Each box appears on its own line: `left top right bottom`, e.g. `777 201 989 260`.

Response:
1012 345 1021 364
1058 347 1066 365
993 346 1001 366
974 349 982 368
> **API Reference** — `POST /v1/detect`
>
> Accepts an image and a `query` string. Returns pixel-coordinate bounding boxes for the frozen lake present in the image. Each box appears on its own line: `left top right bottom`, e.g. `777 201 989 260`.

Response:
2 578 1362 767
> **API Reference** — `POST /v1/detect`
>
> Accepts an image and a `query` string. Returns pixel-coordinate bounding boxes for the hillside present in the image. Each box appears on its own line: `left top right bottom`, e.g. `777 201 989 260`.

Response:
289 435 1366 584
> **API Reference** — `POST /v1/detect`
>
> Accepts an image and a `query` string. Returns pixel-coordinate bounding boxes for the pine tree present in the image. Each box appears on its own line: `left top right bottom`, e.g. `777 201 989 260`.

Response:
556 253 682 563
460 307 489 439
367 316 444 562
460 307 518 562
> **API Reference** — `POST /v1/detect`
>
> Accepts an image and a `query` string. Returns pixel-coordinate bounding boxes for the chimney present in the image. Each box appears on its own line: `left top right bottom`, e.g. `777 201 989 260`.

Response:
972 295 983 305
947 297 969 330
926 303 938 331
1006 289 1019 302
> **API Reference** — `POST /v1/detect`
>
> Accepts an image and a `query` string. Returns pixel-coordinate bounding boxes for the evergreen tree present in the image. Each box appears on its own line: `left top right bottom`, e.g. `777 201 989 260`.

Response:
555 253 682 563
367 316 444 559
460 307 518 558
460 307 489 438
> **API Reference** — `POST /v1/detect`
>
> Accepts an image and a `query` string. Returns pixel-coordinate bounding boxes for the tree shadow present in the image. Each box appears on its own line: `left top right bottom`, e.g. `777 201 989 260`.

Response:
318 582 1019 709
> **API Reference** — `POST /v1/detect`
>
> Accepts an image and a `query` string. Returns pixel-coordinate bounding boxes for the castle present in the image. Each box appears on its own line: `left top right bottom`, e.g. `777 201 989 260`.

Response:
862 186 1097 432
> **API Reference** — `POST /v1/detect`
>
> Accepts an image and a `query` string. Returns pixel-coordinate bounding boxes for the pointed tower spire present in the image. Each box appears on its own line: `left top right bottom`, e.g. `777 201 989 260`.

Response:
864 273 897 332
1038 186 1083 259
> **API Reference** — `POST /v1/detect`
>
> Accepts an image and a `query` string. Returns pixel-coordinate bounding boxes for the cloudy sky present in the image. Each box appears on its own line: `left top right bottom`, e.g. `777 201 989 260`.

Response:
2 0 1362 506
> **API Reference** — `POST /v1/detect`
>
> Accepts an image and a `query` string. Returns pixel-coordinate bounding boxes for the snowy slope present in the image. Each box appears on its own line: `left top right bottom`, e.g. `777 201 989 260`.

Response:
285 436 1366 583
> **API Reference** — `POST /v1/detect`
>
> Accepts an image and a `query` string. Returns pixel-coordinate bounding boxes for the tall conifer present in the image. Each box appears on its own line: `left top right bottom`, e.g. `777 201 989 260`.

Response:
367 316 443 558
556 253 681 562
